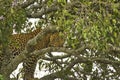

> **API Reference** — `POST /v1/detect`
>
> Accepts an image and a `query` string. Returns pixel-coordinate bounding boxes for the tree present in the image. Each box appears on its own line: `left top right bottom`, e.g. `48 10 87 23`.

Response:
0 0 120 80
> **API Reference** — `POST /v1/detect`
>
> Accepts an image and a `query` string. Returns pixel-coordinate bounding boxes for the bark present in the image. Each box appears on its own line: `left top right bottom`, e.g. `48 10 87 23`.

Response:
20 0 37 8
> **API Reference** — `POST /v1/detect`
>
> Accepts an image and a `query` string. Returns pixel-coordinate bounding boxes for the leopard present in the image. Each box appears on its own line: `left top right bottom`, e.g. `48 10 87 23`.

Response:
0 27 64 80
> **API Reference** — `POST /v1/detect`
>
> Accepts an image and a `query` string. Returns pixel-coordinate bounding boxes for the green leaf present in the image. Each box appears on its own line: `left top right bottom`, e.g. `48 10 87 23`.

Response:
111 37 114 43
0 75 4 80
114 32 117 38
10 8 14 13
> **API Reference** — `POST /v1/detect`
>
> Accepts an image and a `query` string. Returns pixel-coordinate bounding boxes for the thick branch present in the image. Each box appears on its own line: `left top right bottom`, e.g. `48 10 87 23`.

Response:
26 25 62 52
20 0 37 8
92 57 120 65
26 5 59 18
7 46 120 78
26 1 81 18
28 0 49 10
4 50 27 76
32 47 120 70
107 44 120 52
39 70 78 80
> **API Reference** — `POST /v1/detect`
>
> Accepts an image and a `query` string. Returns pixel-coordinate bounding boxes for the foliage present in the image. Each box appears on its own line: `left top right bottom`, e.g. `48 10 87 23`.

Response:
0 75 4 80
0 0 120 80
0 0 26 47
37 0 120 79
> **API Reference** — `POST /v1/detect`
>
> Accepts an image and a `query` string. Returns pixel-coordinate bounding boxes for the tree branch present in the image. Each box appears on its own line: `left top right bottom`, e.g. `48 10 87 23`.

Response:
107 44 120 52
31 47 120 72
25 1 82 18
28 0 49 10
7 46 120 79
26 25 62 52
20 0 37 8
4 50 27 76
26 4 59 18
39 70 78 80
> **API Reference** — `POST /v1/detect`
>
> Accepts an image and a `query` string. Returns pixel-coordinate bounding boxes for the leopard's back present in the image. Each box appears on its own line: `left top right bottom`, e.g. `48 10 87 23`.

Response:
9 28 42 57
